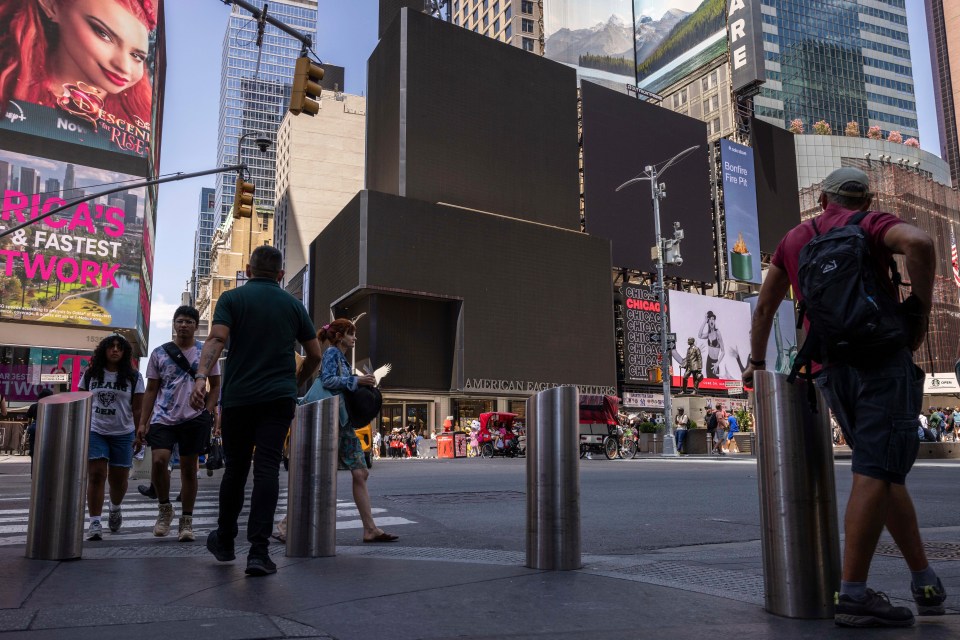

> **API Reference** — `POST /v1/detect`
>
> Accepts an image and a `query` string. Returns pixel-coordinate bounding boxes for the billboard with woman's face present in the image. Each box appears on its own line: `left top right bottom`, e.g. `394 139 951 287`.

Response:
0 0 160 159
667 290 751 389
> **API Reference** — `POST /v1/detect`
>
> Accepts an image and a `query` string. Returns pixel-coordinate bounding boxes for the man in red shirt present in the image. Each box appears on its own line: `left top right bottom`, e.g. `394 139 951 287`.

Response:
743 168 945 627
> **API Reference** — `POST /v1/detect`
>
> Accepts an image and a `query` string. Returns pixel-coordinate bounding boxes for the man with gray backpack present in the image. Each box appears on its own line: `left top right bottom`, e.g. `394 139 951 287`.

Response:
742 168 946 628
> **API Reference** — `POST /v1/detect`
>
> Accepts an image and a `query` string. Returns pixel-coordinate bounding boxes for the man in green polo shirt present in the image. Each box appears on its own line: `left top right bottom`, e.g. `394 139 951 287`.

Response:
190 245 323 576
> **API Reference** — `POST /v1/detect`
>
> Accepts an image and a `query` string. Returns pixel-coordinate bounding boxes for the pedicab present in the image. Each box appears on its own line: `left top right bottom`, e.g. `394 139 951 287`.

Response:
476 412 524 458
579 395 634 459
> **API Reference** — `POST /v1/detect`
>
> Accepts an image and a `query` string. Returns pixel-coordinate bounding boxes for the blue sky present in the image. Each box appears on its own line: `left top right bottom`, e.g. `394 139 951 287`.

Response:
148 1 941 355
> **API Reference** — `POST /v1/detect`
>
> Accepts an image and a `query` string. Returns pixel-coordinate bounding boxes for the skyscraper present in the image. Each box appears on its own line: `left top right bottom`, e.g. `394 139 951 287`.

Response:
19 168 37 197
927 0 960 184
451 0 543 53
215 0 318 227
754 0 918 140
0 160 9 194
44 178 60 198
193 187 217 285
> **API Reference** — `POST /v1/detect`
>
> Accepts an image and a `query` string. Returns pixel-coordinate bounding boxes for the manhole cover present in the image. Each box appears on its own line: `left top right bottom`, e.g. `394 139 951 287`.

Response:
876 541 960 560
384 491 525 504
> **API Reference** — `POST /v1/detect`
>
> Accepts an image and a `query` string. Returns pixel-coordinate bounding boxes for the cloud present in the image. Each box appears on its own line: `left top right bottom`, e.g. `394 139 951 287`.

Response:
147 293 180 354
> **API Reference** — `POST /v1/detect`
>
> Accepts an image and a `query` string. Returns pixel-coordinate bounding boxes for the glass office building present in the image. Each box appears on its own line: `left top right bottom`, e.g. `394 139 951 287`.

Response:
215 0 318 227
193 187 217 281
754 0 918 140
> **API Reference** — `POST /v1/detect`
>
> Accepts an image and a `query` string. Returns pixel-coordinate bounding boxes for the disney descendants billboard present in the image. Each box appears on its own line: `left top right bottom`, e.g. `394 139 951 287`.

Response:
0 149 145 328
0 0 161 160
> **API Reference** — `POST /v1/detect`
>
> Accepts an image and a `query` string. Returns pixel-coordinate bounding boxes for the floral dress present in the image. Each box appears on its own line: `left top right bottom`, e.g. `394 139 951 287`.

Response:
302 346 367 470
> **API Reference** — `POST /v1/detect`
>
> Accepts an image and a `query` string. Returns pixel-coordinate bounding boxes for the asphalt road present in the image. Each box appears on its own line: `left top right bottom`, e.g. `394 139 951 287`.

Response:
2 455 958 555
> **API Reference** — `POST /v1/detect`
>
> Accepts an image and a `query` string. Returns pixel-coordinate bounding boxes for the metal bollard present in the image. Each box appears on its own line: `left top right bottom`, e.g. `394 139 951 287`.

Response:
526 385 580 570
286 397 339 558
754 371 841 619
26 392 92 560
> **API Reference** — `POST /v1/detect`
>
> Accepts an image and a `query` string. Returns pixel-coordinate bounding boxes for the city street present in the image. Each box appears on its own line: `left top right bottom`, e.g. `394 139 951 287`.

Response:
1 454 958 639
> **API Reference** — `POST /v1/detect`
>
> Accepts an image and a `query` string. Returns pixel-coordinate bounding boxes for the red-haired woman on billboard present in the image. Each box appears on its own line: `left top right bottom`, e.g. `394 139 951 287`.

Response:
0 0 156 128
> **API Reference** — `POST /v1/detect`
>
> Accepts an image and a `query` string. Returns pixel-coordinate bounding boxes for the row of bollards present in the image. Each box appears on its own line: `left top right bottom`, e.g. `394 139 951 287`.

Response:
26 376 837 619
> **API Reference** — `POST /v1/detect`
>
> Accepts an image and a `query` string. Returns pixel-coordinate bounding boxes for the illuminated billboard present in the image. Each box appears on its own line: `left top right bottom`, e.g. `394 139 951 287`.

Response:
621 284 663 384
634 0 727 94
0 149 145 329
544 0 636 90
667 290 751 389
0 0 161 159
745 296 797 375
720 139 760 284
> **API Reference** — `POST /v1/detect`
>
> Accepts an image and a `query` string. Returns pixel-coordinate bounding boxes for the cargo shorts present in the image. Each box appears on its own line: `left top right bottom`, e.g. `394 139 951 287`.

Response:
815 348 922 484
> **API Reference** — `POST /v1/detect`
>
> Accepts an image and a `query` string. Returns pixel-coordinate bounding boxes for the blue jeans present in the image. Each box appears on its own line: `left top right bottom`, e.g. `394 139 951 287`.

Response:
676 429 687 453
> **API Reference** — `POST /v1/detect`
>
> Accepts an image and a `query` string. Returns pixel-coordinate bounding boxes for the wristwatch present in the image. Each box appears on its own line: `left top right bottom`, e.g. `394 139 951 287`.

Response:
748 358 766 367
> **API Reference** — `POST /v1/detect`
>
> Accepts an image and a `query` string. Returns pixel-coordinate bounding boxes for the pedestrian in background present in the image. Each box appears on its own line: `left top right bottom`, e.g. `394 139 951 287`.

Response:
743 167 946 627
674 407 689 454
136 305 220 542
304 318 397 543
191 246 322 576
79 335 144 541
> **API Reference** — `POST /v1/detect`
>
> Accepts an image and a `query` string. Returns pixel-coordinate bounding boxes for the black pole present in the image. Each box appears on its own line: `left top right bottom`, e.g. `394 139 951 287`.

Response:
224 0 313 49
0 163 246 240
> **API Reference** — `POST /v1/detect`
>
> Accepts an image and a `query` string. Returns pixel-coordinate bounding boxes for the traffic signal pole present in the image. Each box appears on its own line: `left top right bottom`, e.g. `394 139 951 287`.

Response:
222 0 314 52
0 164 246 240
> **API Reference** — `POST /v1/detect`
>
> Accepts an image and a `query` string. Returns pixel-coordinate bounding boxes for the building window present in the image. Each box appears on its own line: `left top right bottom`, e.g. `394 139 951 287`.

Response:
710 117 721 136
673 87 688 108
505 22 512 39
522 36 534 51
505 5 511 19
493 1 498 14
452 0 458 13
521 0 533 14
483 14 489 28
521 18 534 33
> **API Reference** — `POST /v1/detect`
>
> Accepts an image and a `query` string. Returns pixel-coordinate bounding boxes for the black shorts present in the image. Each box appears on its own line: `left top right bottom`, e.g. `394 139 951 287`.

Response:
147 411 213 457
816 349 922 484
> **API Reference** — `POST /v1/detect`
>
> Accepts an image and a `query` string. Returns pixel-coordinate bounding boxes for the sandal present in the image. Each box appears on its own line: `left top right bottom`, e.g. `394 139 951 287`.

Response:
363 531 399 543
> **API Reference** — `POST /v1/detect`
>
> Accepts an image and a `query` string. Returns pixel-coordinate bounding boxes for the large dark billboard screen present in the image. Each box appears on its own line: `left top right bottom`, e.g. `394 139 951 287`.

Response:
581 80 714 282
751 117 801 253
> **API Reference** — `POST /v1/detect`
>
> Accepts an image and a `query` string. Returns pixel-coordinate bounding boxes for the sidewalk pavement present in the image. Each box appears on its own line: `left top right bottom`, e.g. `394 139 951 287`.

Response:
2 529 958 639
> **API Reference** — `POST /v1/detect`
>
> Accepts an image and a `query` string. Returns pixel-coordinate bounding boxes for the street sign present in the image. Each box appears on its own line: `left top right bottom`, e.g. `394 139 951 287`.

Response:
649 333 660 343
726 384 744 395
723 380 743 388
648 332 676 344
40 373 69 383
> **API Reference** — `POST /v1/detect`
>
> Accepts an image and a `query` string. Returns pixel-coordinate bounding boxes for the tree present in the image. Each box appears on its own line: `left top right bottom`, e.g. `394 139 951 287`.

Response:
867 125 883 140
887 130 903 143
813 120 832 135
844 121 860 137
788 118 804 134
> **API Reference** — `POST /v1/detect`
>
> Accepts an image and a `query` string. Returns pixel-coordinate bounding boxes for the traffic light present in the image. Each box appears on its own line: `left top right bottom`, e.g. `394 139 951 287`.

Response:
233 176 255 218
289 56 324 116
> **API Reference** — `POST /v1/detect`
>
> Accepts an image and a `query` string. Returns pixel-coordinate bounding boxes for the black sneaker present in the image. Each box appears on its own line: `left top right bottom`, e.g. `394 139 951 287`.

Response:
911 578 947 615
205 530 235 562
245 555 277 576
834 589 915 628
138 484 157 500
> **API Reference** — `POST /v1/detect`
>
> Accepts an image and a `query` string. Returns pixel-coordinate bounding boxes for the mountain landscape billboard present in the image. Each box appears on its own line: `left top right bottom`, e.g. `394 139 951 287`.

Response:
634 0 727 94
544 0 636 91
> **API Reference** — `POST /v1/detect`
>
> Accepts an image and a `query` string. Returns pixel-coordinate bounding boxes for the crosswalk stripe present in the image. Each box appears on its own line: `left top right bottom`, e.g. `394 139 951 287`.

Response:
0 489 412 546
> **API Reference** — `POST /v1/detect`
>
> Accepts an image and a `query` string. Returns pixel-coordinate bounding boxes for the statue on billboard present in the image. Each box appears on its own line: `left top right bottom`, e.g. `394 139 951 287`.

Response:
680 337 702 395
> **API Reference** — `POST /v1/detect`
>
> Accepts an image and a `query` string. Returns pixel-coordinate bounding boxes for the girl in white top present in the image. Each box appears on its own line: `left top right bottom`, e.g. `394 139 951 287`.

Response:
78 335 144 541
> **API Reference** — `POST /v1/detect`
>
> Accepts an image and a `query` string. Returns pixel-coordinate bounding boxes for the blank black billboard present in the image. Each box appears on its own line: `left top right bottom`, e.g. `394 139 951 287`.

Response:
310 190 616 393
751 117 801 253
367 9 580 230
581 81 714 282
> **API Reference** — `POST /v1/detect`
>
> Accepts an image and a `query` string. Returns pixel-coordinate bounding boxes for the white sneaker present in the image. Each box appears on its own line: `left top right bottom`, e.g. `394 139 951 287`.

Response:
87 520 103 541
178 515 195 542
154 503 174 537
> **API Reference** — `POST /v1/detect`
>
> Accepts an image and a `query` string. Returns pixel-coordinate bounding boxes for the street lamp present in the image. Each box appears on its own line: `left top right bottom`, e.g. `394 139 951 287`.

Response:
616 144 700 457
236 131 271 260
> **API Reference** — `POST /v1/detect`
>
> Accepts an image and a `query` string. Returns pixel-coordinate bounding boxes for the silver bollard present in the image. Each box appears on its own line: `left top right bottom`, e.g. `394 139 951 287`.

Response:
754 371 841 619
526 385 580 570
286 397 339 558
26 392 92 560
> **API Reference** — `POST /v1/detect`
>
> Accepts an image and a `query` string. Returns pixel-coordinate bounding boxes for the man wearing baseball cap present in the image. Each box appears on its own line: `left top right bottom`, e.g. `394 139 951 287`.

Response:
742 167 945 627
